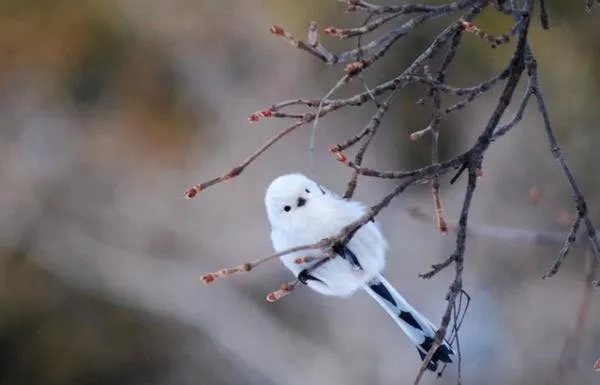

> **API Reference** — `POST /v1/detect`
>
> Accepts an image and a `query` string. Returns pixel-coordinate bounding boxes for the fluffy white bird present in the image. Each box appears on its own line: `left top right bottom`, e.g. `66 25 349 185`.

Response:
265 173 453 371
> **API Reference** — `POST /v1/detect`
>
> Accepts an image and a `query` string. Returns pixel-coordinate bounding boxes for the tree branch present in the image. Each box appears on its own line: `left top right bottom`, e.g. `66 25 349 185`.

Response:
185 0 599 382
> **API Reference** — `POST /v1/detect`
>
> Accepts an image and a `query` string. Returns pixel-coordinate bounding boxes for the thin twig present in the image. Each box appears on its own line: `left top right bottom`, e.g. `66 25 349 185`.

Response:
530 61 600 272
337 0 479 67
415 168 477 385
269 25 334 64
539 0 550 29
461 20 520 48
543 212 583 278
343 0 468 15
184 118 312 198
186 102 360 197
200 240 331 284
427 29 464 234
266 279 300 302
325 12 403 39
490 86 533 141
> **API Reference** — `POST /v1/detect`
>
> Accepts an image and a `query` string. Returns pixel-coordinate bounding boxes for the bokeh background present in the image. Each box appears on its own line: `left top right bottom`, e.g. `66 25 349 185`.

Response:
1 1 599 384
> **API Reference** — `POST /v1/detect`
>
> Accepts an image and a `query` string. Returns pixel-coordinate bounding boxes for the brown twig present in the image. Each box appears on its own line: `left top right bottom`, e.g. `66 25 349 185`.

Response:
266 279 300 302
324 12 403 39
425 28 465 234
461 20 520 48
185 102 358 198
200 241 329 284
269 24 334 64
184 119 310 198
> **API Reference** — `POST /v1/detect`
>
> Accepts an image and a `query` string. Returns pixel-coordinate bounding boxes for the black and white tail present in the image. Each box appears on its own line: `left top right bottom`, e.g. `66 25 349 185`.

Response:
363 274 454 371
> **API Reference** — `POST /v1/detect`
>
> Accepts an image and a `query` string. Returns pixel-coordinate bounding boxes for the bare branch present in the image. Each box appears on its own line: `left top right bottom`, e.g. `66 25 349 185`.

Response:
461 19 520 48
346 0 480 16
543 213 583 279
324 12 403 39
530 60 600 273
415 168 477 384
269 25 334 64
200 240 330 284
184 118 311 198
185 0 600 381
266 279 300 302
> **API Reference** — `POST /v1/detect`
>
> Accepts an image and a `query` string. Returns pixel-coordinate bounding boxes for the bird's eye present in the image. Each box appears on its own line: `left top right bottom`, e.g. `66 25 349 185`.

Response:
305 188 311 193
283 205 291 212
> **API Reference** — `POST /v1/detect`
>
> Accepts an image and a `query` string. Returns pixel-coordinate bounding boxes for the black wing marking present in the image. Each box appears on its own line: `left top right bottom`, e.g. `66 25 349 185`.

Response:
418 336 453 371
368 279 423 330
368 280 397 307
298 269 325 285
416 347 438 371
399 311 423 331
332 242 362 269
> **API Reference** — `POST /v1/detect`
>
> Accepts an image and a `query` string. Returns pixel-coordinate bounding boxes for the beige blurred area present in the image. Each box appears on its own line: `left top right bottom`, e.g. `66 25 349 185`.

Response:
1 0 599 384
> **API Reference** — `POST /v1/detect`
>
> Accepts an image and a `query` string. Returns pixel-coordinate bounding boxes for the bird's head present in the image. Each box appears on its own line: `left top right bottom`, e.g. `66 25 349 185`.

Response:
264 173 328 228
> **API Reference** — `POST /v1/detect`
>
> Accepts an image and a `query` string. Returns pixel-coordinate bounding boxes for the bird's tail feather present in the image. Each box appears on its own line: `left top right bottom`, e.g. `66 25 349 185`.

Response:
363 274 454 371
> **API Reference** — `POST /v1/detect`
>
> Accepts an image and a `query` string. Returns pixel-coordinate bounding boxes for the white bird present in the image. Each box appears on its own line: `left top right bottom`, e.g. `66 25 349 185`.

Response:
265 173 453 371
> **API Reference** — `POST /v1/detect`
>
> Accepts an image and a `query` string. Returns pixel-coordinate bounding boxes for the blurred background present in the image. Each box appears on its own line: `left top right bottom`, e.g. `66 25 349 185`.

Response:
0 0 599 384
